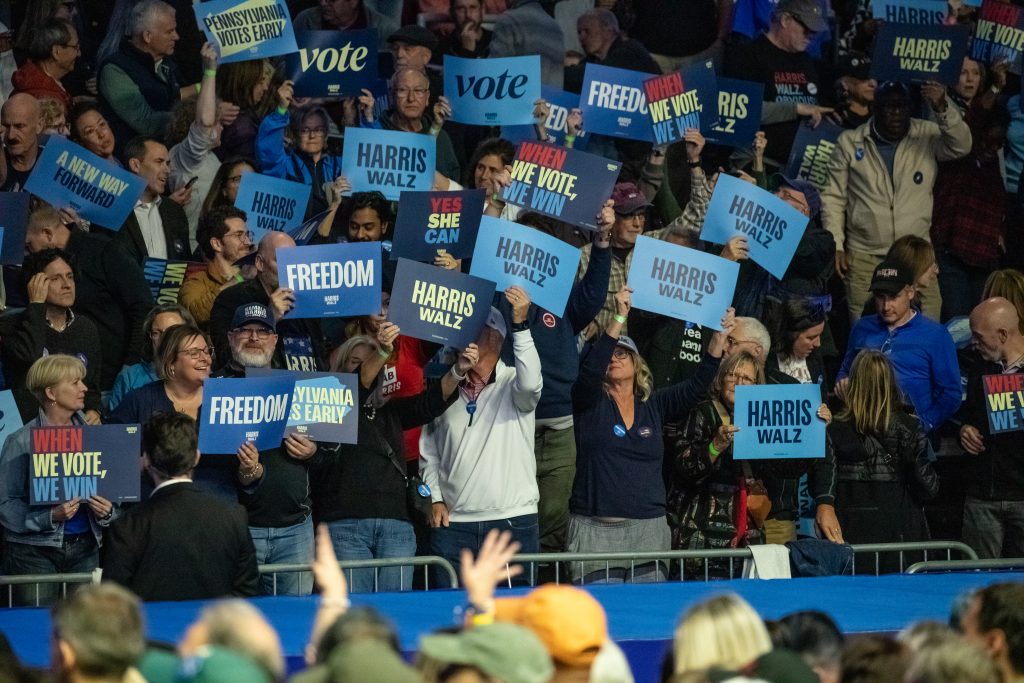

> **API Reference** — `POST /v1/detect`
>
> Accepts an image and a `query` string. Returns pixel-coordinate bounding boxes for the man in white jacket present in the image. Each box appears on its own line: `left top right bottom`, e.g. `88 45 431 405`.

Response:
421 286 543 579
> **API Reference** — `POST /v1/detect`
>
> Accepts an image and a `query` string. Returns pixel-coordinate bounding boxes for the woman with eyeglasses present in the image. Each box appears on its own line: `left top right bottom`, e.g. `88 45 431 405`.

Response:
201 156 258 219
108 304 196 412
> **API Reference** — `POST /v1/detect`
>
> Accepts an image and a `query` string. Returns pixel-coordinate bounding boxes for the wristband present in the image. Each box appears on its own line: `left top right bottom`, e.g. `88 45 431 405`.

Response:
687 159 702 168
564 134 576 143
490 192 506 205
450 366 467 381
320 597 350 610
613 314 626 324
378 347 391 359
204 68 217 77
277 105 288 116
708 441 721 457
195 83 202 94
233 273 244 284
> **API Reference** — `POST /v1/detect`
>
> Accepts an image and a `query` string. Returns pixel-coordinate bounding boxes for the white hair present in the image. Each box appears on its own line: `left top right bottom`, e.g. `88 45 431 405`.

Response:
735 317 771 356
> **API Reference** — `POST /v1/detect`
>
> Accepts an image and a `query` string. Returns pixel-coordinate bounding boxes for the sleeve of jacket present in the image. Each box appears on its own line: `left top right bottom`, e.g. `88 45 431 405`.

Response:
255 110 296 179
0 429 56 534
654 353 721 423
931 102 973 162
672 402 720 488
231 507 260 597
100 515 141 589
900 414 939 502
821 133 853 252
395 378 459 430
4 304 49 367
783 220 835 279
810 430 837 505
178 272 218 326
567 243 611 334
419 420 443 503
510 329 543 412
573 333 615 414
923 329 962 431
105 245 154 365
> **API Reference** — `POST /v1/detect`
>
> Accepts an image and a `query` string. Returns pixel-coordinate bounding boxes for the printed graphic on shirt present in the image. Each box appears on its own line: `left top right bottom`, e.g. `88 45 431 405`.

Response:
283 335 318 371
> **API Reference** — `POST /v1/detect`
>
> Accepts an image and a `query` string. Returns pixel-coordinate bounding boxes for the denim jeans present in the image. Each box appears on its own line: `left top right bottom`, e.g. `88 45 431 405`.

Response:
431 514 539 588
936 251 992 322
962 496 1024 559
326 518 416 593
2 534 98 606
249 516 314 596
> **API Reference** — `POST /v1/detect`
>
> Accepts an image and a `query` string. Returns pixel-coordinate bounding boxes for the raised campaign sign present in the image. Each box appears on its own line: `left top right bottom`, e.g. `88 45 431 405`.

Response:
248 368 359 443
341 127 436 200
501 86 589 148
234 172 310 239
277 242 381 318
286 30 377 97
29 424 142 504
24 137 146 230
983 373 1024 434
627 235 738 331
873 0 949 24
389 258 495 348
643 61 718 144
143 258 205 305
469 216 580 317
197 0 298 63
871 22 970 85
199 376 294 452
971 0 1024 74
580 63 653 142
390 189 485 262
733 384 826 460
784 120 843 191
444 55 541 126
502 141 620 230
699 173 810 280
0 192 31 265
706 78 764 147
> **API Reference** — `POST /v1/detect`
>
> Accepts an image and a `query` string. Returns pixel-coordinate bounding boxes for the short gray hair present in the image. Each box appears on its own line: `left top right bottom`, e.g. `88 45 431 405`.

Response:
735 317 772 356
28 18 74 61
198 600 285 681
129 0 174 38
579 8 620 33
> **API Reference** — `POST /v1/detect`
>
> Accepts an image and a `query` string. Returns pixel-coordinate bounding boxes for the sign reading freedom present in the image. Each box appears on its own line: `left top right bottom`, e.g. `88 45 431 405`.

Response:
199 376 294 452
197 0 298 63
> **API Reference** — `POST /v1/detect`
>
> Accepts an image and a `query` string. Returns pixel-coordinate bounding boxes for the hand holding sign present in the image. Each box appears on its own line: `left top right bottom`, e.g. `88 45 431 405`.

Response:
506 285 531 323
711 423 740 456
684 128 705 163
920 81 948 111
456 343 480 376
707 306 737 358
86 496 113 520
377 320 400 353
284 433 317 460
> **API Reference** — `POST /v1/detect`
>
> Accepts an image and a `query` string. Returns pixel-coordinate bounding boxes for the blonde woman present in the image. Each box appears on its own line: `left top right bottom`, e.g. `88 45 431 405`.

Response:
568 285 733 583
674 593 772 675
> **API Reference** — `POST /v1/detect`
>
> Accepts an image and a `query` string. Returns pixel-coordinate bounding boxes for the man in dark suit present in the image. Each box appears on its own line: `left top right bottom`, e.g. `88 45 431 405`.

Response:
101 412 259 601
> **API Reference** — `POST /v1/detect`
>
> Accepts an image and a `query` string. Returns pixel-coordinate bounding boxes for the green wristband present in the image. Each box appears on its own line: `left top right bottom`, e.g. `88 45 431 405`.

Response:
204 68 217 77
613 314 626 324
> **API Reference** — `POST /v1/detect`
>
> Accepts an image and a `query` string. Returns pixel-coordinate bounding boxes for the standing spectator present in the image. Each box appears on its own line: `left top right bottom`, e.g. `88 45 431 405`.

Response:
630 0 732 74
50 584 145 682
10 18 77 113
488 0 565 89
181 206 254 329
215 59 272 161
822 81 972 321
835 58 876 130
0 93 42 192
69 100 118 164
434 0 493 60
959 583 1024 683
109 303 194 411
564 9 660 93
958 297 1024 558
201 156 257 218
293 0 399 48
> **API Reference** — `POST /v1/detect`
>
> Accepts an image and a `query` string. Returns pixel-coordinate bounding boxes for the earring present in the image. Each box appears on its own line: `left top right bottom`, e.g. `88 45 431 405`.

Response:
169 367 175 377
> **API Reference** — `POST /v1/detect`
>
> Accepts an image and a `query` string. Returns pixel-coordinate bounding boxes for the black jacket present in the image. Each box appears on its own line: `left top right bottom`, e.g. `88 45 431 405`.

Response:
109 198 192 266
958 362 1024 501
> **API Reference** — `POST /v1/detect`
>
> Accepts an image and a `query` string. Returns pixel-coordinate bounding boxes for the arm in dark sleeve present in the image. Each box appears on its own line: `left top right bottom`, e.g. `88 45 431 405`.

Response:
672 402 720 488
572 333 617 413
4 304 49 366
567 243 611 334
106 245 155 365
208 286 239 366
394 378 459 430
100 517 140 589
782 222 835 280
902 415 940 502
810 431 837 505
654 353 721 423
924 332 963 431
82 325 103 416
231 509 260 597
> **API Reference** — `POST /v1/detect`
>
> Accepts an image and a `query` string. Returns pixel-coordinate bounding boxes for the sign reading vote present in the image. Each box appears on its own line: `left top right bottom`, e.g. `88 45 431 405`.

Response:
286 30 377 97
24 137 146 230
580 63 653 142
733 384 826 460
391 189 485 262
197 0 298 63
277 242 381 318
469 216 580 317
972 0 1024 74
143 258 205 305
248 368 358 443
502 86 589 148
390 259 495 348
627 236 738 331
0 192 31 265
706 78 764 147
199 376 294 453
643 61 717 144
502 141 620 230
871 22 970 85
444 55 541 126
341 127 435 200
983 373 1024 434
785 120 843 191
700 174 810 280
873 0 949 24
29 424 142 504
235 172 310 239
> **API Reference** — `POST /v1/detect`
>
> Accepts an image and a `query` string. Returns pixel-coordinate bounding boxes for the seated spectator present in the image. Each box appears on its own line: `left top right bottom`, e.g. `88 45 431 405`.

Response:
39 97 69 136
840 635 911 683
109 303 195 411
69 100 118 164
771 611 843 683
564 9 660 93
959 582 1024 683
215 59 272 161
434 0 493 60
101 411 259 601
50 584 145 682
905 635 1001 683
181 206 254 328
318 190 394 246
0 355 116 606
11 18 77 113
293 0 399 48
0 93 43 192
673 594 772 676
200 156 257 219
178 601 286 682
388 25 440 77
488 0 565 88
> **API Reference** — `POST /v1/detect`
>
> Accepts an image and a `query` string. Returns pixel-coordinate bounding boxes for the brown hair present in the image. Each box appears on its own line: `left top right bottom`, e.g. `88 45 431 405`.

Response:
155 324 212 381
886 236 935 285
836 350 902 436
983 269 1024 334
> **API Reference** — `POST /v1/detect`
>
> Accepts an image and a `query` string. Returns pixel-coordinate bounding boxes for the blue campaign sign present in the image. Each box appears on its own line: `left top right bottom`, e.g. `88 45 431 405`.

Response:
29 424 142 504
469 216 580 317
784 120 843 191
391 189 485 261
24 137 146 230
286 30 378 97
872 0 949 24
706 78 764 147
444 55 541 126
277 241 381 318
501 86 588 149
699 173 810 280
871 22 970 85
0 193 30 265
972 0 1024 74
341 127 436 200
196 0 298 63
733 384 826 460
579 63 653 142
0 390 23 453
199 376 294 453
234 172 310 239
390 259 495 348
627 236 738 331
501 141 621 230
247 368 359 443
642 61 718 144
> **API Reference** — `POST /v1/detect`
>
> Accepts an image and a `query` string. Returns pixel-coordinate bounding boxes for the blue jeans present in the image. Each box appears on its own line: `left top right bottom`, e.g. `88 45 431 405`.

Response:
249 516 314 596
2 534 98 606
326 518 416 593
431 514 539 588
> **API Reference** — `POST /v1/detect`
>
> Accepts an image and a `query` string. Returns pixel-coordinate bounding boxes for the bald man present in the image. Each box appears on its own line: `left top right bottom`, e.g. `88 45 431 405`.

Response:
1 93 43 192
958 297 1024 558
208 231 328 372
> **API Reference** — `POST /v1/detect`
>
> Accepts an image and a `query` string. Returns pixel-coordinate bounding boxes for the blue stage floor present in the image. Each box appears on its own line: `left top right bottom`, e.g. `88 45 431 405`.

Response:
3 572 1020 682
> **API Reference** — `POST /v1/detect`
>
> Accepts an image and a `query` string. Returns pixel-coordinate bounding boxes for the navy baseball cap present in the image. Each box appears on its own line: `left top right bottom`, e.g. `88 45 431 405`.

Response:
230 302 276 331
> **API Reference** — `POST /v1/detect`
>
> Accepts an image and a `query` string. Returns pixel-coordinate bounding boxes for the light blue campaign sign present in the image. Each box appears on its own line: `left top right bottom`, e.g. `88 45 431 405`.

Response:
277 241 381 318
235 172 310 240
872 0 949 24
24 137 146 230
286 30 378 97
444 55 541 125
733 384 826 460
502 86 588 149
247 368 358 443
579 63 653 142
469 216 580 318
196 0 298 63
627 236 738 331
199 376 294 453
0 390 23 454
706 78 764 147
699 173 810 280
341 127 435 200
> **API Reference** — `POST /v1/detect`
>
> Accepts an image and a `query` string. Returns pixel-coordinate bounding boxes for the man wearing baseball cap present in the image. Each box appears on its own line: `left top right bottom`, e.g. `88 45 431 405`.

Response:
836 258 960 434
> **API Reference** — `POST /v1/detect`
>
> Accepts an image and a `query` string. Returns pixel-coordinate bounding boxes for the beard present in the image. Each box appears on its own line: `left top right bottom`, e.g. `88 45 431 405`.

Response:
232 344 274 368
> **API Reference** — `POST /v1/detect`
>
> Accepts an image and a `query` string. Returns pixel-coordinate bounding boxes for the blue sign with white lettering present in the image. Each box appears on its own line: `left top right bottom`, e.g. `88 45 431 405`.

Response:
196 0 299 63
286 30 378 97
579 63 654 142
0 193 30 265
733 384 826 459
785 120 843 191
24 136 146 230
699 173 810 280
341 127 436 200
872 0 949 24
277 241 381 318
627 235 738 331
235 172 310 241
706 78 764 147
469 216 580 317
390 258 495 348
199 376 294 453
247 368 359 443
502 86 588 149
391 189 485 262
871 22 970 85
444 55 541 125
0 390 23 454
29 424 142 504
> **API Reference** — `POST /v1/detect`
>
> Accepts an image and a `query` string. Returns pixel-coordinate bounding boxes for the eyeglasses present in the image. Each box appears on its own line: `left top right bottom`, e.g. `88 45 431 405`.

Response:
224 229 253 242
776 188 810 214
178 347 215 360
611 348 632 359
231 327 274 340
726 371 756 385
299 126 327 136
61 42 81 52
227 174 244 184
394 87 429 99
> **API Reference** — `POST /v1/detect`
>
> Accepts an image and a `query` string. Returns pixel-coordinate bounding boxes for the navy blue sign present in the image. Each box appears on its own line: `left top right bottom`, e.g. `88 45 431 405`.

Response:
502 86 588 149
197 0 298 63
247 368 359 443
873 0 949 24
972 0 1024 74
444 55 541 126
286 30 378 97
0 192 30 265
29 424 142 504
390 258 495 348
199 376 294 453
706 78 764 147
579 63 653 142
391 189 485 262
784 120 844 191
871 22 970 85
643 60 718 144
277 242 381 318
0 390 23 454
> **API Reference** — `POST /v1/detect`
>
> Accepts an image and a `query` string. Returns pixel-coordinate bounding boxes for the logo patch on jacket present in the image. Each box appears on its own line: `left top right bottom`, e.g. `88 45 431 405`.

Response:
855 147 865 161
913 171 924 184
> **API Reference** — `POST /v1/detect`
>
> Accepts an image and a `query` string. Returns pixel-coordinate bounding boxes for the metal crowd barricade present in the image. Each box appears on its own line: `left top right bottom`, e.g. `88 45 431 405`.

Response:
905 557 1024 574
0 571 98 608
259 556 459 595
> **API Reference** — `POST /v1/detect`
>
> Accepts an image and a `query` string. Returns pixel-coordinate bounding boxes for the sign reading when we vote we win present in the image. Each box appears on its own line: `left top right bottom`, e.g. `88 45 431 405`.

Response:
871 22 970 85
642 61 718 145
983 373 1024 434
444 55 541 126
972 0 1024 74
29 424 142 504
277 242 381 319
286 30 377 97
197 0 298 63
199 376 294 453
248 368 359 443
341 127 436 200
733 384 826 460
390 259 495 348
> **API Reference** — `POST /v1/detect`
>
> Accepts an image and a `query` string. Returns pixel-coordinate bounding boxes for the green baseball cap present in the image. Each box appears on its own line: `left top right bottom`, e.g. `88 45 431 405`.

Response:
419 624 554 683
